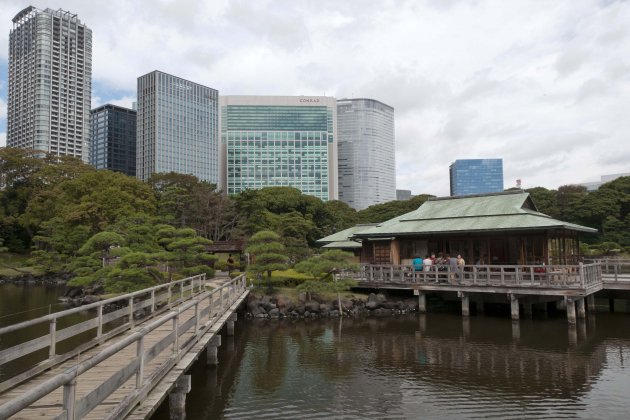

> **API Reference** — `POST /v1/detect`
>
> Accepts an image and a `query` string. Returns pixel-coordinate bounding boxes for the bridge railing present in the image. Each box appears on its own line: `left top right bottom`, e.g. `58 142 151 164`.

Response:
354 263 602 289
0 274 248 420
585 258 630 282
0 274 207 392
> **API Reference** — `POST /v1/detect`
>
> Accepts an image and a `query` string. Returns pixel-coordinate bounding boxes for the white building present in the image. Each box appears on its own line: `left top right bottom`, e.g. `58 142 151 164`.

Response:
7 6 92 162
337 98 396 210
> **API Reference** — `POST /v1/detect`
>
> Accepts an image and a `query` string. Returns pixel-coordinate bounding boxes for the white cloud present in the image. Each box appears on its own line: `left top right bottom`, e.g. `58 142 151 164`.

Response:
0 0 629 195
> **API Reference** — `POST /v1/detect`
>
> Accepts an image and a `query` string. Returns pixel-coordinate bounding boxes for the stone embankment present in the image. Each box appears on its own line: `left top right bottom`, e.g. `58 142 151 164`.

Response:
0 272 67 285
246 292 419 319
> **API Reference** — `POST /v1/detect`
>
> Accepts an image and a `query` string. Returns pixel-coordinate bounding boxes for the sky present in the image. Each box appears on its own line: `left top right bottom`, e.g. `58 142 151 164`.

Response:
0 0 629 197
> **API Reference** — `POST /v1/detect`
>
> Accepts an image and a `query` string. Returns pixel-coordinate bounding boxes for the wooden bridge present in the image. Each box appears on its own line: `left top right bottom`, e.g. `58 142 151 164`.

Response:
0 273 249 419
348 259 630 323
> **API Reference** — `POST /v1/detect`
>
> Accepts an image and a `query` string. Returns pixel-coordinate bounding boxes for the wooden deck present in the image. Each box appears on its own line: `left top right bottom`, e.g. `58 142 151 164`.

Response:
0 274 249 419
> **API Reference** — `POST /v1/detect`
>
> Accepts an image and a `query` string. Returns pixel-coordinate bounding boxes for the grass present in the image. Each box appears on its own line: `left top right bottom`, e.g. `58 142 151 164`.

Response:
0 253 43 278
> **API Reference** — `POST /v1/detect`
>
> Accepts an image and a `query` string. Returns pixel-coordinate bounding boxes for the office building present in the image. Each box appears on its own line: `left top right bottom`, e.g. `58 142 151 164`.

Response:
90 104 137 177
7 6 92 161
337 98 395 209
220 96 338 201
396 189 411 201
136 71 219 183
449 159 504 196
579 172 630 191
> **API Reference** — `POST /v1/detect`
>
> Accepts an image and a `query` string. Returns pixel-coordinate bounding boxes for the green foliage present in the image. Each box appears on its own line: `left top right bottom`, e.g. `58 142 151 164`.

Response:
78 231 125 256
246 230 288 287
104 267 161 293
356 194 433 223
294 250 359 301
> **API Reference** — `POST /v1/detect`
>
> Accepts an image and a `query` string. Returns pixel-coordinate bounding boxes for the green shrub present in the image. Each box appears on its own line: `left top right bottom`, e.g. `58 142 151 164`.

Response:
181 265 215 279
250 269 311 288
214 260 227 271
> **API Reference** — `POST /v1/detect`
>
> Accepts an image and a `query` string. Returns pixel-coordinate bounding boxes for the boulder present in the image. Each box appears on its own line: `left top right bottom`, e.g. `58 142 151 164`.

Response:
319 303 332 313
269 308 280 318
305 301 320 312
365 301 380 310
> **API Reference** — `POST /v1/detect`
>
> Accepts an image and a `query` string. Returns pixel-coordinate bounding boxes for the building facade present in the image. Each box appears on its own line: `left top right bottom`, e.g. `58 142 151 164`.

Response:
90 104 137 177
449 159 504 196
396 189 411 201
136 71 219 183
337 98 396 210
7 6 92 161
220 96 338 201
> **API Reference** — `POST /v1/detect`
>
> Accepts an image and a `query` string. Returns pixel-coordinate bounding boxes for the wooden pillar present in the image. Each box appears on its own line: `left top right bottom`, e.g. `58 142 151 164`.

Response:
418 292 427 313
226 313 237 336
418 314 427 335
566 298 576 324
511 320 520 341
576 298 586 319
462 317 470 338
568 325 578 346
460 292 470 317
206 335 221 366
586 294 596 312
510 295 519 320
169 375 192 420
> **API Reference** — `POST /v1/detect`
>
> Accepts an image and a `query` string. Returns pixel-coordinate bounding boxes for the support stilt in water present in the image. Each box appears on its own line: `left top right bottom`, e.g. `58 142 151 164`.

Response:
576 298 586 319
227 313 237 336
169 375 192 420
418 292 427 313
511 320 520 341
587 294 596 312
459 292 470 317
566 298 576 325
206 335 221 366
510 295 519 320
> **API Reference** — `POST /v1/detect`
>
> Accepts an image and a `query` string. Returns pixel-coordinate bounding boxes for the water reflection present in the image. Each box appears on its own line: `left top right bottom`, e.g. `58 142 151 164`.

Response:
153 313 630 419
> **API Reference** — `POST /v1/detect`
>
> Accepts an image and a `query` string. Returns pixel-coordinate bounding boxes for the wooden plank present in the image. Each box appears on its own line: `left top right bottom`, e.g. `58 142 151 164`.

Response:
56 318 99 342
0 334 50 364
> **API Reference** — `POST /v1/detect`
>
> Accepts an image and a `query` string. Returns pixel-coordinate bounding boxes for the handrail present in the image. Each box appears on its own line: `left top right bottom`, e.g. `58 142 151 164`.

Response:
0 274 248 419
0 274 206 392
355 263 604 289
0 274 205 335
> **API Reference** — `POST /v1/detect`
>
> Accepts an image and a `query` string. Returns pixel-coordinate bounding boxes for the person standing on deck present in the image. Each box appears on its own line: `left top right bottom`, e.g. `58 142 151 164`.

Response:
423 255 433 272
413 255 424 272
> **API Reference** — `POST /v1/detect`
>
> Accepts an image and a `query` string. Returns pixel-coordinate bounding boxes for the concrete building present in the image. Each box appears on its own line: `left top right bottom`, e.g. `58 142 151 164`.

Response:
136 71 219 183
220 96 338 201
579 172 630 191
90 104 137 177
7 6 92 161
337 98 395 210
396 189 411 201
449 159 504 196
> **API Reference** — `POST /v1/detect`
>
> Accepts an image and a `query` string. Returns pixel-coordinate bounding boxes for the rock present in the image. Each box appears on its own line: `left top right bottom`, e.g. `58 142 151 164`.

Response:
375 293 387 304
373 308 387 316
295 305 305 315
367 293 377 303
82 295 100 304
254 313 267 318
382 301 396 310
247 299 260 312
319 303 331 313
269 308 280 318
329 310 339 318
365 301 379 310
304 311 310 317
298 292 308 303
263 302 277 311
305 301 320 312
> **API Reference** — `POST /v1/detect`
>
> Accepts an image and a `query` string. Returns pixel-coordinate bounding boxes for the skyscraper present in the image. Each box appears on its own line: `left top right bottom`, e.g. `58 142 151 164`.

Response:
90 104 137 177
449 159 504 196
7 6 92 161
220 96 338 201
136 71 219 183
337 98 395 210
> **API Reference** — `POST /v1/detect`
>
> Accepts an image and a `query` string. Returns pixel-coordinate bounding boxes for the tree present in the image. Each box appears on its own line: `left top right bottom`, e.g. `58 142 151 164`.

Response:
245 230 288 290
294 250 358 311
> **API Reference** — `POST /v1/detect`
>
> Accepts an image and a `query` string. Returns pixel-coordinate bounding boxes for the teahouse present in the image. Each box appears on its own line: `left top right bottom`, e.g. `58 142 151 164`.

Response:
344 192 597 266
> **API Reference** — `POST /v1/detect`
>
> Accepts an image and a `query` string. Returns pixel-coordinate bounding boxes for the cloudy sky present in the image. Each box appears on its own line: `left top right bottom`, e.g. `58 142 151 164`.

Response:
0 0 629 196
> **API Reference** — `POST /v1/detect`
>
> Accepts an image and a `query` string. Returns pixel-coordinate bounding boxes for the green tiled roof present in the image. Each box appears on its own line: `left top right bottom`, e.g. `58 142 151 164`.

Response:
321 240 362 249
352 192 598 238
316 224 378 244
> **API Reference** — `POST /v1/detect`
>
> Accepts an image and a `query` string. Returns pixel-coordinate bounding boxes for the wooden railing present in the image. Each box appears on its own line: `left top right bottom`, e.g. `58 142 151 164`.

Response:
0 274 248 419
352 263 603 290
0 274 206 393
586 258 630 282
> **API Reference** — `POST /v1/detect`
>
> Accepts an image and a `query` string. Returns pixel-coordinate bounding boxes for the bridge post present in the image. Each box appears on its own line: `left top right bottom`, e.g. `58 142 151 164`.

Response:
49 318 57 358
136 336 145 388
168 285 172 307
151 289 156 314
587 294 596 312
62 377 77 420
576 298 586 319
510 294 519 320
169 375 191 420
459 292 470 317
227 313 237 336
97 304 103 339
206 335 222 366
414 290 426 313
566 298 576 324
129 297 134 328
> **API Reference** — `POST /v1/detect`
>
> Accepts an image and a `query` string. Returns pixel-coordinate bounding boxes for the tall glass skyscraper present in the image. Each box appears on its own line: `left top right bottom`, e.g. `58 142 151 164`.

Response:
337 98 395 210
220 96 338 201
449 159 504 196
90 104 137 177
7 6 92 161
136 71 219 183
